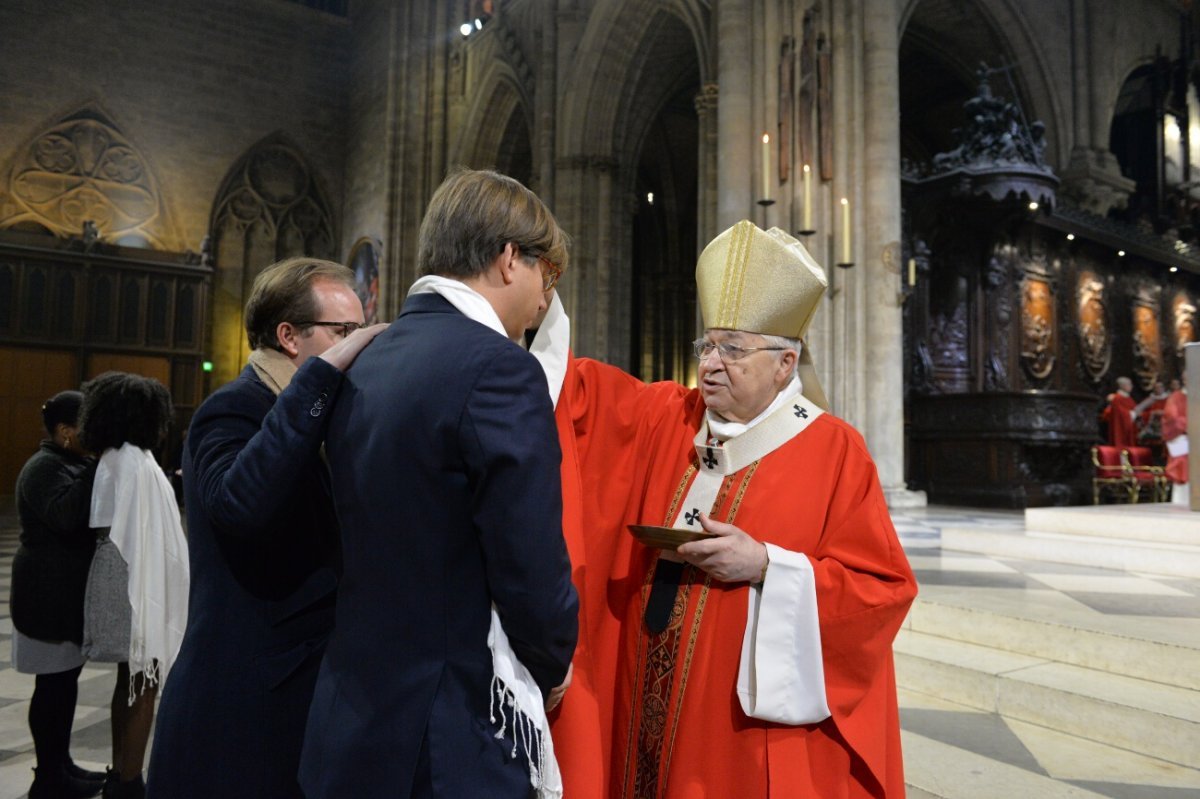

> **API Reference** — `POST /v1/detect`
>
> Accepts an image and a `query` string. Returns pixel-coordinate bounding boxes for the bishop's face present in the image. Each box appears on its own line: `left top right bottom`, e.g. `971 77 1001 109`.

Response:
697 329 795 424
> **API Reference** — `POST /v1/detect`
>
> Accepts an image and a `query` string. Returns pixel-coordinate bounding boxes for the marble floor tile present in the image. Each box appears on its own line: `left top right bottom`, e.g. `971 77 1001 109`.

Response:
0 503 1194 796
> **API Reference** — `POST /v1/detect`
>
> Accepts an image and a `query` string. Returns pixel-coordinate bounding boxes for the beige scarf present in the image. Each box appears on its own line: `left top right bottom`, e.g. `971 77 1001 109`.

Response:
248 348 298 396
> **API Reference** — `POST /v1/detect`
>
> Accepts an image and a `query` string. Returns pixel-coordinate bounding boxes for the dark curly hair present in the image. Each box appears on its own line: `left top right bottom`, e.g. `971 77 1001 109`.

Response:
78 372 174 454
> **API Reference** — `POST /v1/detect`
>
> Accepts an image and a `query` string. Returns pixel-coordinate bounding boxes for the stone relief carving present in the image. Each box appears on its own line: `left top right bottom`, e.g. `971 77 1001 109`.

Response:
984 244 1014 390
1020 275 1055 379
1132 298 1163 390
1075 270 1111 382
1 105 169 247
1172 292 1196 358
929 303 968 393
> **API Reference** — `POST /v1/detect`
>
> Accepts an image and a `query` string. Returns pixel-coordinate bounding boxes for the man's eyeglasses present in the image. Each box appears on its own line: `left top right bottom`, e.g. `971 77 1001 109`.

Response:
295 321 365 338
536 255 563 292
692 339 788 362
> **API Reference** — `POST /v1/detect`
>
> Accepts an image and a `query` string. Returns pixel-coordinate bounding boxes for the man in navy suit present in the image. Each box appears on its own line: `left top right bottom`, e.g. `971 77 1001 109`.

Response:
299 169 579 798
147 258 383 798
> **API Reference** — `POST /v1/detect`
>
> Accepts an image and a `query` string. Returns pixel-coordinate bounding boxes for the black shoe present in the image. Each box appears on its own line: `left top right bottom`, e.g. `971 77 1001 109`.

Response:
100 772 144 799
65 760 106 784
28 765 104 799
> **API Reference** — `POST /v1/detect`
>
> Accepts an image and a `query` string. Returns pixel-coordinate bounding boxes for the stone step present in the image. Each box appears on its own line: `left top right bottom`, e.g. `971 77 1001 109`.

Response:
939 525 1200 578
902 729 1117 799
1025 504 1200 546
906 596 1200 691
894 629 1200 768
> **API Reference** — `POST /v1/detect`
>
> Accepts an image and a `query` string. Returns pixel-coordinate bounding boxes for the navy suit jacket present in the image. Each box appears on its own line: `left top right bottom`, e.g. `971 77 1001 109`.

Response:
148 358 343 798
299 293 578 798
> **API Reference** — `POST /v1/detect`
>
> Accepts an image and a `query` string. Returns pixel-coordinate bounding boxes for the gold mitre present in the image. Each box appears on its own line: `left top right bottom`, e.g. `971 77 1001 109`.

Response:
696 221 830 410
696 221 827 339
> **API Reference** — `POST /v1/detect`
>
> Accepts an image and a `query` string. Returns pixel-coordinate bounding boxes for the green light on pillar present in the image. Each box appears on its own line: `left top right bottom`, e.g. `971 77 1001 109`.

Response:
202 361 213 373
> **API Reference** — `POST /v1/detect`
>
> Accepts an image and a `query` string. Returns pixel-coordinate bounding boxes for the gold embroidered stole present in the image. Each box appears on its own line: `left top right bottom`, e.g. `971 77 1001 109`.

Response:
622 395 823 798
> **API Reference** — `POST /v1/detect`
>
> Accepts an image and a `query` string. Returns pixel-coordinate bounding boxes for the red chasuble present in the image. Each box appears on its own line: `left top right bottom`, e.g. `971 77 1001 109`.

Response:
1105 393 1137 447
561 358 917 799
549 354 613 799
1163 390 1188 485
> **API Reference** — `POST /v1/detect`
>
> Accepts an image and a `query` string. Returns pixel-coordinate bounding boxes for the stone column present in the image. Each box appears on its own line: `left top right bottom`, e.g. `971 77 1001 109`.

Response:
1059 0 1136 215
716 0 752 229
862 0 925 507
694 83 719 252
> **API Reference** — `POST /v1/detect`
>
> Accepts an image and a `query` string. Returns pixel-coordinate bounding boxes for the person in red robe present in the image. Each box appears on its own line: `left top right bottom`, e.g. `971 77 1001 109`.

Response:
536 221 917 798
1103 376 1137 447
1162 378 1188 502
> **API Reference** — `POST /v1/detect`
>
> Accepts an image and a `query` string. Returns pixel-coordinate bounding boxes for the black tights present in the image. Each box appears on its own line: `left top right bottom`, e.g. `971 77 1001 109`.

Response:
29 665 84 772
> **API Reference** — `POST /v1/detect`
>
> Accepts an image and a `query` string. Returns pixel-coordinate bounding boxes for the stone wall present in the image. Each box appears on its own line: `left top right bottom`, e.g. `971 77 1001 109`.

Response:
0 0 349 254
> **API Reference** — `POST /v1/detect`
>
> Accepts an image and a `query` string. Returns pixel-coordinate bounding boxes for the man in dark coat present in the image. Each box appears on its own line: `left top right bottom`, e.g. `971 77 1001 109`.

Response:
299 169 578 798
146 258 382 798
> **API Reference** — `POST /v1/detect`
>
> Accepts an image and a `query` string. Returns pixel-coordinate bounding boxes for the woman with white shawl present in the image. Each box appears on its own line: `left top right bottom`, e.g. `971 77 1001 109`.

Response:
78 373 189 799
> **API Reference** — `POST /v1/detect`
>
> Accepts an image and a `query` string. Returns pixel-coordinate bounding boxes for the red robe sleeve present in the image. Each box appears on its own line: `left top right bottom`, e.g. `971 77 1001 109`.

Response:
550 356 687 798
800 426 918 797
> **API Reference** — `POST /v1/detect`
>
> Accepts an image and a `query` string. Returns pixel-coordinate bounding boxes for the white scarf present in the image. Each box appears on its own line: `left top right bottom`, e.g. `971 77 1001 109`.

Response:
409 275 563 798
90 444 190 701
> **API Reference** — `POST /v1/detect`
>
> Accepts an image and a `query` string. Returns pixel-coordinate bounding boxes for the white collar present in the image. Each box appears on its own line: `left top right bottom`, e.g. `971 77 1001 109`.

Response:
706 375 803 441
527 292 570 409
409 275 508 339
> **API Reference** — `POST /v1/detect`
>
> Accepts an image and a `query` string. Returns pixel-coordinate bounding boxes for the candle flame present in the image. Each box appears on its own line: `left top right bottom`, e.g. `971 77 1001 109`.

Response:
803 164 810 173
762 133 770 143
840 197 848 206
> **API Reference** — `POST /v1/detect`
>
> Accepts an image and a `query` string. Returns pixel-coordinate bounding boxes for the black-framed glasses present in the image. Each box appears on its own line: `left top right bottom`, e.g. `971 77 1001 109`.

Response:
294 321 364 338
692 339 787 362
536 254 563 292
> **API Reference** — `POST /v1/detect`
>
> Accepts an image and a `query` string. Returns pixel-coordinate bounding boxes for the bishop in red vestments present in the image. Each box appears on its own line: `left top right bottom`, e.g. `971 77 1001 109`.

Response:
1104 377 1138 447
1162 379 1188 490
536 221 917 798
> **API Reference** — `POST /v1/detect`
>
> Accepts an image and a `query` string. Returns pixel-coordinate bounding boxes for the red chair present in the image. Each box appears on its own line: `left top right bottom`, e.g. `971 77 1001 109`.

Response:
1092 445 1134 504
1123 446 1168 503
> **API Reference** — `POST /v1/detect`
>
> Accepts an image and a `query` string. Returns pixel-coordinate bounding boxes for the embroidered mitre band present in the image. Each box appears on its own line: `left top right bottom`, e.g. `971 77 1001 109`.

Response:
696 220 827 340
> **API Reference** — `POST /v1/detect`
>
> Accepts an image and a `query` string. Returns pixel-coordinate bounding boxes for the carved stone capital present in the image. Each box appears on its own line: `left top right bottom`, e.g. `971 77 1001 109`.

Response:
693 83 719 116
1059 147 1137 216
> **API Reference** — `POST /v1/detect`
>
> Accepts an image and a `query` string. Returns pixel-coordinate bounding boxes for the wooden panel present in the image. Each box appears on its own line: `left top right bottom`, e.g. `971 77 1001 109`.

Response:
0 347 80 499
85 353 171 386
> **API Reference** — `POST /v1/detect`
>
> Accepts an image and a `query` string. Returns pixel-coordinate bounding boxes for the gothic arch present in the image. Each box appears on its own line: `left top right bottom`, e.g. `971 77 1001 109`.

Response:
554 0 706 366
0 102 179 248
900 0 1067 167
206 132 336 387
453 63 533 180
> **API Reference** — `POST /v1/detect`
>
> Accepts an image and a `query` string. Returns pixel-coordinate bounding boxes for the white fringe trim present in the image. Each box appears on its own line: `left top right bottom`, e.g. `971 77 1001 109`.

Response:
490 674 550 795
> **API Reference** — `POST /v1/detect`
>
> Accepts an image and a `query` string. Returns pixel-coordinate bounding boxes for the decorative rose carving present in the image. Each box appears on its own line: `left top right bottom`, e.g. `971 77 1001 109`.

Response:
3 108 165 246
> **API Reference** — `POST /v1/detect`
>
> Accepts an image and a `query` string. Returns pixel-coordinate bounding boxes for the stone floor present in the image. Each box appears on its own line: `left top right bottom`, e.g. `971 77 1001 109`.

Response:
893 505 1200 799
0 505 1193 797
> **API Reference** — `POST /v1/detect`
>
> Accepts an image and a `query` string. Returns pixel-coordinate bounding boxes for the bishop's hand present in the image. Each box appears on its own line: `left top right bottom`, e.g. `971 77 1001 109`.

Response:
676 513 769 584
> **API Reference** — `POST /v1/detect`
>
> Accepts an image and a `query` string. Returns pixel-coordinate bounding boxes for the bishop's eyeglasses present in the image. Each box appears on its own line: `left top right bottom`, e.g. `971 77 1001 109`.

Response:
536 254 563 292
692 339 787 362
295 321 365 338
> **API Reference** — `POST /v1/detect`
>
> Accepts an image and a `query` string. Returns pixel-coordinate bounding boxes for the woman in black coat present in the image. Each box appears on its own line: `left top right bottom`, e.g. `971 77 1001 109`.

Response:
11 391 107 798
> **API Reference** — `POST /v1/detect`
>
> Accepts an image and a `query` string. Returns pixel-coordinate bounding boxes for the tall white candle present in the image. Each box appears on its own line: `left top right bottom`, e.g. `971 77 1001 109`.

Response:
761 133 771 200
840 197 851 263
802 164 813 230
908 258 916 286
